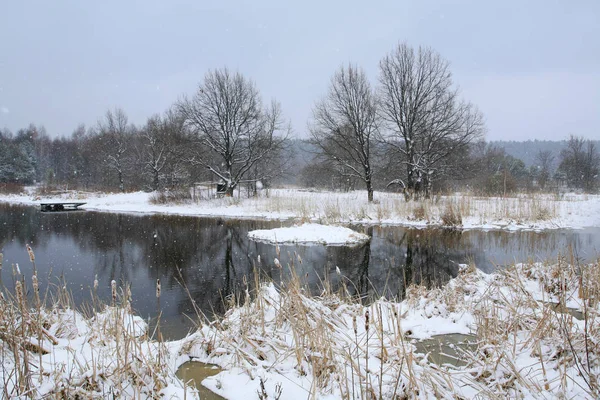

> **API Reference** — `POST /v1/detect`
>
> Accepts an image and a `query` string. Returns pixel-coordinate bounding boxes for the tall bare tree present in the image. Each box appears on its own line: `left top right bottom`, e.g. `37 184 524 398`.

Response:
378 43 484 199
534 150 554 190
137 109 187 191
310 64 377 202
557 135 600 193
95 108 134 192
177 68 289 196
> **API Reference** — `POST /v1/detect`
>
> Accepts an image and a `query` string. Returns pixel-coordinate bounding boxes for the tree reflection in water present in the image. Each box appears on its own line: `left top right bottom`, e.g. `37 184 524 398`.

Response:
1 203 599 339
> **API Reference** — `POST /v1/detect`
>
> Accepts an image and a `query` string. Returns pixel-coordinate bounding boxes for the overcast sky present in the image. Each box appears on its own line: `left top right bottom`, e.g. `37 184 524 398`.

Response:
1 0 599 141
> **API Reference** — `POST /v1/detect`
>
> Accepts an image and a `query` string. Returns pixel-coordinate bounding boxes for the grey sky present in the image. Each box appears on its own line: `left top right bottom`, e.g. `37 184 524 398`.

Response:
1 0 599 141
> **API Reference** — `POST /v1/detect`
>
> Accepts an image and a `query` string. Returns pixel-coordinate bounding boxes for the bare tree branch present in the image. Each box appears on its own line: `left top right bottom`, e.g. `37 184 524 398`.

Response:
178 68 289 196
310 64 377 201
378 43 485 199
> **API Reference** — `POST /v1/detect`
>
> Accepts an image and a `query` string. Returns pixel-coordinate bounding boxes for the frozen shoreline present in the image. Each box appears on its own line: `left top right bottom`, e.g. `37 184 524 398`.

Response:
1 188 600 231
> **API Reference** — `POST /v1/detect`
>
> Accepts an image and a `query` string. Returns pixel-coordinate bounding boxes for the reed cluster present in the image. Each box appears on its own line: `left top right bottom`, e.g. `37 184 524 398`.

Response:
0 248 194 399
174 253 600 399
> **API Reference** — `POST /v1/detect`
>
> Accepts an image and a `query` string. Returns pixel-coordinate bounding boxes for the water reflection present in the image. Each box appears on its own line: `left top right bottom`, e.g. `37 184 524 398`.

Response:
1 203 598 339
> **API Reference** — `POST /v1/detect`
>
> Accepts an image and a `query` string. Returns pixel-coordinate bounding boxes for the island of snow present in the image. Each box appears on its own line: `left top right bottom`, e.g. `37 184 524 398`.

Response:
248 223 370 246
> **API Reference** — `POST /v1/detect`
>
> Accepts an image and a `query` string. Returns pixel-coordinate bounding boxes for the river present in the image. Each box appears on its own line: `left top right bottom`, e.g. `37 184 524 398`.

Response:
1 203 598 338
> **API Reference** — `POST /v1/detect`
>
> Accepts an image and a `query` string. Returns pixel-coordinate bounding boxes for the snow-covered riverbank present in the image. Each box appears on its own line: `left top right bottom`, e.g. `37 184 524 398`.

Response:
0 297 196 398
4 257 597 399
2 188 600 230
166 259 600 399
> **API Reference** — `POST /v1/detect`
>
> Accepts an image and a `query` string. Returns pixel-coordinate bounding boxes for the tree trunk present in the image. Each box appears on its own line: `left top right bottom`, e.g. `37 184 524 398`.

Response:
118 171 124 192
405 164 417 201
424 173 432 199
364 163 374 202
153 169 159 191
366 178 374 202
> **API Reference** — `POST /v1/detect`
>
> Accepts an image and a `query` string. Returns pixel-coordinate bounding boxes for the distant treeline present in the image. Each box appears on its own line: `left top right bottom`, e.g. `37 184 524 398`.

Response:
490 140 600 168
1 43 599 197
1 123 598 196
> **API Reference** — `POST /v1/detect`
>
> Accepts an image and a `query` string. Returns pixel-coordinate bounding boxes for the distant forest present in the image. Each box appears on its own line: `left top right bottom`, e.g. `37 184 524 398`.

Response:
291 139 600 181
491 140 600 168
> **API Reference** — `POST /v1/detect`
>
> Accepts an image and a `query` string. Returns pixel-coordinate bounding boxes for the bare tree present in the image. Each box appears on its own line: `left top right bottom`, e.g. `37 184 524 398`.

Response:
177 68 289 196
557 135 600 193
473 145 528 195
534 150 554 190
310 64 377 201
139 115 165 191
378 43 484 199
137 109 187 191
95 108 134 192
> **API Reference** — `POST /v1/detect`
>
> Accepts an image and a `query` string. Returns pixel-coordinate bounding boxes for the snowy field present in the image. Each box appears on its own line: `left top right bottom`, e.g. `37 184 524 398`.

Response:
2 187 600 230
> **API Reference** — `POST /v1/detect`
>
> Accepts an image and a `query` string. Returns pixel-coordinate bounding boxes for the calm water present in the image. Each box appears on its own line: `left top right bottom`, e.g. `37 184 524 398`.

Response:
1 203 599 338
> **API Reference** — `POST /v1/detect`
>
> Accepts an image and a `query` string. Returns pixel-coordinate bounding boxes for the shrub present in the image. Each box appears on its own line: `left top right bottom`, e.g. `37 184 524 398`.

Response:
441 203 462 227
412 204 427 220
150 189 192 204
0 182 25 195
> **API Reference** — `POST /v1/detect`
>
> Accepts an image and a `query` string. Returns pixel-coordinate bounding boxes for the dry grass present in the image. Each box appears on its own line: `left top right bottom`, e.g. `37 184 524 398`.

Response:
248 189 567 228
0 249 194 399
411 203 427 221
176 253 600 399
440 202 462 227
150 188 193 205
0 183 25 195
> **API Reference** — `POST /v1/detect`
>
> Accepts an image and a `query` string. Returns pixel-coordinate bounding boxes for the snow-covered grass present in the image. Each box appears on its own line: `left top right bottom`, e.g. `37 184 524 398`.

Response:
0 258 196 399
2 187 599 230
171 256 600 399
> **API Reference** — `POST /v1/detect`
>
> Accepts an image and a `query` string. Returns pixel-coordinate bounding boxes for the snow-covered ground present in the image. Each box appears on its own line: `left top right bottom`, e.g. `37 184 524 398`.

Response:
248 223 370 245
2 188 600 230
3 187 600 396
0 304 196 399
168 260 600 399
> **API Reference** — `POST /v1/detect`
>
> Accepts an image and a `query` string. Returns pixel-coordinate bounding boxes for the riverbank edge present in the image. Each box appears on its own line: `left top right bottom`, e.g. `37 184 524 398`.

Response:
2 188 600 231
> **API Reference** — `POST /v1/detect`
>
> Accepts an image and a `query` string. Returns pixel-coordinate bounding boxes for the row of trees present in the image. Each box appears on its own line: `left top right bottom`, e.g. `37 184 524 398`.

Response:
1 112 192 192
1 122 597 196
2 69 292 196
1 43 598 196
310 44 485 201
306 44 598 197
298 136 599 196
474 136 600 195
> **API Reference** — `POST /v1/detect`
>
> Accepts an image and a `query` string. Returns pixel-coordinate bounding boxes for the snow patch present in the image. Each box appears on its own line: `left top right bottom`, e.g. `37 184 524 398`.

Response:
248 223 370 246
